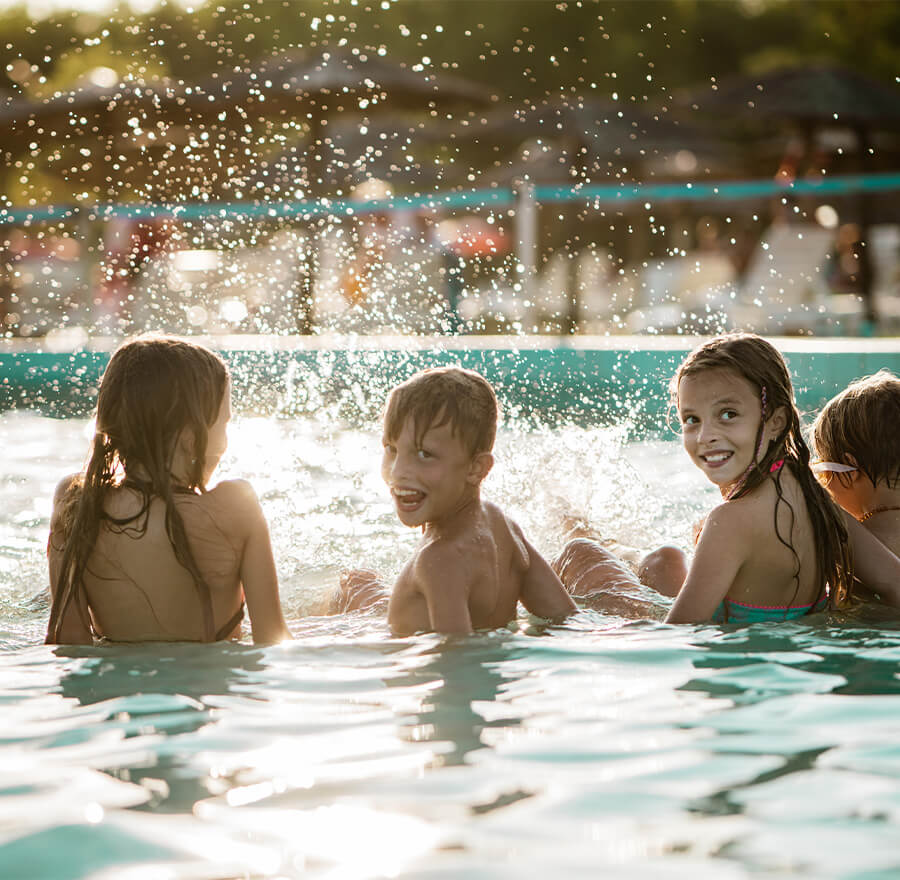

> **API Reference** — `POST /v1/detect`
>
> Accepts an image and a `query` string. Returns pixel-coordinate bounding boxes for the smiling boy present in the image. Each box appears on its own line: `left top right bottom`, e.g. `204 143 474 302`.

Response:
335 366 576 635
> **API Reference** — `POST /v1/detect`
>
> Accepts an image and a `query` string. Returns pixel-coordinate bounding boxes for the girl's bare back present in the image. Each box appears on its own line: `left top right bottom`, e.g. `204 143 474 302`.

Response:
49 477 281 643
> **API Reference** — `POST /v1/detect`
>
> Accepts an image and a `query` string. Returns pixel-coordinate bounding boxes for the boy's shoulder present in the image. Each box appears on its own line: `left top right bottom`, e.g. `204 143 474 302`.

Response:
415 499 529 572
480 499 524 535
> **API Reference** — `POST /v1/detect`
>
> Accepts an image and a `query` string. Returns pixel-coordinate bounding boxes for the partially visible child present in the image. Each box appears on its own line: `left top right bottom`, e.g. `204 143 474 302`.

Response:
46 336 291 645
334 366 576 635
812 370 900 556
555 333 900 623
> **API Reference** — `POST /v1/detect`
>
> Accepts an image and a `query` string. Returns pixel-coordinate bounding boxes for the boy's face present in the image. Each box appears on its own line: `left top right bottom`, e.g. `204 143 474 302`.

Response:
381 415 480 528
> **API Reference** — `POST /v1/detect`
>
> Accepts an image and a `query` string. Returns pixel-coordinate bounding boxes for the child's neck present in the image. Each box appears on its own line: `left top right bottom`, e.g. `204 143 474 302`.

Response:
859 485 900 523
424 489 481 537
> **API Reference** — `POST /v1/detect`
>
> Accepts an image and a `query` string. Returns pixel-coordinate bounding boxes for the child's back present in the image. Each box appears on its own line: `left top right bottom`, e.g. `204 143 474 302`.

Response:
46 336 289 645
55 478 265 641
689 466 823 620
389 499 566 635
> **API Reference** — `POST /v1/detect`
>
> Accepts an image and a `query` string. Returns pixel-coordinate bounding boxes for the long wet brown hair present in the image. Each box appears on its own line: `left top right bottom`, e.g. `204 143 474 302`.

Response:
673 333 853 610
46 336 229 643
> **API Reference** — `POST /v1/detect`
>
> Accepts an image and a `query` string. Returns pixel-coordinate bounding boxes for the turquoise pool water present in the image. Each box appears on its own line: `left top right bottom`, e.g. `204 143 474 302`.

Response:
2 410 900 879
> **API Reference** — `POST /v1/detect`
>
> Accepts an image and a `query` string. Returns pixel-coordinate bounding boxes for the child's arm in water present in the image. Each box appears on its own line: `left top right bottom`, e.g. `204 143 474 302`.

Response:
666 503 749 624
517 532 577 621
46 475 92 645
226 480 292 643
842 512 900 607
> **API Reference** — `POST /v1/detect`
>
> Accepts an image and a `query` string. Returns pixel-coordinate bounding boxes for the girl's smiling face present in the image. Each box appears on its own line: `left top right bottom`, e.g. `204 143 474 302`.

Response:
677 368 783 493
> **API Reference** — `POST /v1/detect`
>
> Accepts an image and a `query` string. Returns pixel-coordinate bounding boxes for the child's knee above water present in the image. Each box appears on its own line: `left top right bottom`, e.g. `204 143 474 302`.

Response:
812 370 900 556
348 366 576 636
45 335 291 646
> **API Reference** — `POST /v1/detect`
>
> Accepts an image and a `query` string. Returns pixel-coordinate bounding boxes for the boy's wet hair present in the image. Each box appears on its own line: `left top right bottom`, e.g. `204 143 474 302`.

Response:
384 366 498 456
47 335 229 644
672 333 853 611
812 370 900 489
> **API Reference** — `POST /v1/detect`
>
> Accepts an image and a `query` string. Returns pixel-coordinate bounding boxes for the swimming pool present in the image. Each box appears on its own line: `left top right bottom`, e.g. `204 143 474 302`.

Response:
2 407 900 879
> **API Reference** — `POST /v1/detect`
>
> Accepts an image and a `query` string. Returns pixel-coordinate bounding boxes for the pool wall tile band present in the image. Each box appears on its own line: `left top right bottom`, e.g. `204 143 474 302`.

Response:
2 336 899 427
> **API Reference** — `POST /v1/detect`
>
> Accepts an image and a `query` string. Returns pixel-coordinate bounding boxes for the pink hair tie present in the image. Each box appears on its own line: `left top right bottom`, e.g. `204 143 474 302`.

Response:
770 459 784 473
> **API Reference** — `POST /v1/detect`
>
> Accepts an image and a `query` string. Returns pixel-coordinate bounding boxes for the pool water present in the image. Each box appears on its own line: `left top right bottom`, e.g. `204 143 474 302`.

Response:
2 410 900 879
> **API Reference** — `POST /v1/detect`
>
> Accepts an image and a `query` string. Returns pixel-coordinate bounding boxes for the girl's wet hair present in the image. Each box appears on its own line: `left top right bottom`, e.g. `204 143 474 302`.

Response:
384 366 498 457
46 335 229 643
673 333 853 610
812 370 900 489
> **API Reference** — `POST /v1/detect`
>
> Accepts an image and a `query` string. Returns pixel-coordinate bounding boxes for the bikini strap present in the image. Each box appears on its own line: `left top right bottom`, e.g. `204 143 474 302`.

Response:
214 602 245 641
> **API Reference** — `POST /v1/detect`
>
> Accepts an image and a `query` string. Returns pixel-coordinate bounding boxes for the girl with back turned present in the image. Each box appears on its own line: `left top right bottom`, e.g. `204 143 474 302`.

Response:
556 333 900 622
46 335 291 645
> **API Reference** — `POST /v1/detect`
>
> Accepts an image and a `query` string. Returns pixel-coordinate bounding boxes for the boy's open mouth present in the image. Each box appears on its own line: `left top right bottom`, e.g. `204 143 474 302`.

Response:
392 487 426 509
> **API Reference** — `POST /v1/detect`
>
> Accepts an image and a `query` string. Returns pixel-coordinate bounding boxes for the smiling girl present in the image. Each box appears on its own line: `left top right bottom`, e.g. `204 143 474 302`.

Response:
555 333 900 623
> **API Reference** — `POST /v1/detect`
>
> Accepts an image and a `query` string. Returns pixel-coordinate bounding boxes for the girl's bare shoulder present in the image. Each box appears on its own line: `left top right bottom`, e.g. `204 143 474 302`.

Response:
206 478 260 504
703 491 771 539
194 479 267 528
53 473 81 503
50 473 82 532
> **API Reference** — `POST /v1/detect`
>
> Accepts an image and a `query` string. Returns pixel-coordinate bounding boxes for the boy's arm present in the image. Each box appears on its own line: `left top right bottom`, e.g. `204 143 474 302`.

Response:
518 534 577 620
416 544 474 634
666 504 748 623
228 480 292 643
843 511 900 606
46 474 93 645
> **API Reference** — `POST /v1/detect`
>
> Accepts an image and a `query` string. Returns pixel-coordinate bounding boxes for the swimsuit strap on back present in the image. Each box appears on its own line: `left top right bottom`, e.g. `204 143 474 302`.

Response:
215 602 245 641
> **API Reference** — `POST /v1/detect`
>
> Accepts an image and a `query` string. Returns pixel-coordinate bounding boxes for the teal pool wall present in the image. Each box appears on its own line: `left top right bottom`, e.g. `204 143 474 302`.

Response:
2 336 899 429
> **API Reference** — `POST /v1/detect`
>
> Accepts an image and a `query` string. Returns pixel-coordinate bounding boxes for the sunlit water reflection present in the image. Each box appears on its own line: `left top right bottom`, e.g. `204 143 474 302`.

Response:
2 410 900 879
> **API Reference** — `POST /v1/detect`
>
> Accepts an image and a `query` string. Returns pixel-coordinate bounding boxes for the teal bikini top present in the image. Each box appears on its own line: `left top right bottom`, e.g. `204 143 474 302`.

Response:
712 594 827 624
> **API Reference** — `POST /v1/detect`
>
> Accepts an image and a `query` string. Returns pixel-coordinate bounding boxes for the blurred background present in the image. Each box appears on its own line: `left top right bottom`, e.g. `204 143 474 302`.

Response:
1 0 900 341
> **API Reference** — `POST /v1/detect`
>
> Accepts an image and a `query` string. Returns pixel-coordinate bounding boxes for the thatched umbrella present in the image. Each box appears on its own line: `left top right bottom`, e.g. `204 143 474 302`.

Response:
0 48 490 332
0 46 489 200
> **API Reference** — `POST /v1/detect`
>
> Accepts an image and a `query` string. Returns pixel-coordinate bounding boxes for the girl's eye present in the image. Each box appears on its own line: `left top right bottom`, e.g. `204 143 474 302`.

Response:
417 449 431 460
721 409 738 420
681 414 699 426
383 443 397 455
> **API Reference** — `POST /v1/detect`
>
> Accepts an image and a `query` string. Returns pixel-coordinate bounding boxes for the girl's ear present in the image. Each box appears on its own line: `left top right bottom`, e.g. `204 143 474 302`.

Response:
467 451 494 486
766 405 788 437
